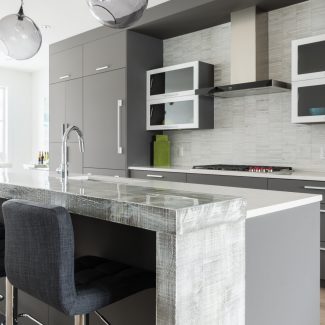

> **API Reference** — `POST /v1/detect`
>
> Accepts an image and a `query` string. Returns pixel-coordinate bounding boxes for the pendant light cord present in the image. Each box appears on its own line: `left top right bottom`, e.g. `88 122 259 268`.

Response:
18 0 24 20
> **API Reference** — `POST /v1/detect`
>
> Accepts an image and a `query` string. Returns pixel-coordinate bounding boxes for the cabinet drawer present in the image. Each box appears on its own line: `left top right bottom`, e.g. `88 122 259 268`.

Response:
268 179 325 204
50 46 82 84
84 168 127 178
187 173 268 189
83 33 127 77
130 170 187 183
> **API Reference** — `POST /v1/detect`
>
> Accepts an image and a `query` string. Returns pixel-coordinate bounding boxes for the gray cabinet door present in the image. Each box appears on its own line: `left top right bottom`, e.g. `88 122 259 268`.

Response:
50 46 82 84
49 143 83 174
130 170 187 183
84 168 127 178
66 78 83 142
83 32 127 77
49 82 65 143
187 173 268 189
83 69 126 170
268 178 325 204
50 79 83 143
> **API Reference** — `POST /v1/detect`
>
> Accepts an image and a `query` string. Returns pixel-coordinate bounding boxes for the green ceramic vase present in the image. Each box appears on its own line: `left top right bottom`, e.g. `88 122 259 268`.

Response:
153 135 171 167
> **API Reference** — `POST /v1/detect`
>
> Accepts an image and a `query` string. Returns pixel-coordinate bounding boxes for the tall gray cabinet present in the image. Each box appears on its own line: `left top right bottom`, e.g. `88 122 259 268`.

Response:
49 30 162 176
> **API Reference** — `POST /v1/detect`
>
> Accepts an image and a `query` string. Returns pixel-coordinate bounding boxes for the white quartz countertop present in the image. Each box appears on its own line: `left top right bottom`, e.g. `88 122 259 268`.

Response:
129 166 325 182
129 167 322 217
134 179 321 218
0 170 320 220
70 173 321 219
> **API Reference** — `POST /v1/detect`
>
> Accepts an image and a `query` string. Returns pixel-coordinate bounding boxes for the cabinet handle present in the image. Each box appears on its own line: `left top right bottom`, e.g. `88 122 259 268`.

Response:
304 186 325 190
117 99 123 155
321 248 325 251
96 65 109 71
59 75 70 80
146 174 164 178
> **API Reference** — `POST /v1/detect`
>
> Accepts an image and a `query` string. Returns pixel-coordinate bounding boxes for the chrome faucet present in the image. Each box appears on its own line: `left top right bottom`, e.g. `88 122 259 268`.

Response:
59 125 85 184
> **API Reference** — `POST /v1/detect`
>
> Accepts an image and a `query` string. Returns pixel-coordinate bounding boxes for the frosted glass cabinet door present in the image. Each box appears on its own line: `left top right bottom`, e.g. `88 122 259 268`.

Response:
292 34 325 81
147 95 199 130
292 78 325 123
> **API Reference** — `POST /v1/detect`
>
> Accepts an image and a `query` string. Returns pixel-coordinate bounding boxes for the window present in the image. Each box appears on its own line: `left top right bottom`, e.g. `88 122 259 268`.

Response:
0 87 8 162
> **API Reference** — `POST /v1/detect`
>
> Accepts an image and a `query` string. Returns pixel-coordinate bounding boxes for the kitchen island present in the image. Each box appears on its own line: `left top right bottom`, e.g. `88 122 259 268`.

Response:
0 170 321 325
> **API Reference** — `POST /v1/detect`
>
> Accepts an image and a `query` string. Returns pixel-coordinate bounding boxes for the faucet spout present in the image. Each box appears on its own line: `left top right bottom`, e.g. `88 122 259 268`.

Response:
59 125 85 184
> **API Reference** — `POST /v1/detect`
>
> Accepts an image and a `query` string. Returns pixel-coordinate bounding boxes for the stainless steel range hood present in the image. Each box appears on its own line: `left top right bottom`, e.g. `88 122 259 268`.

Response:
196 7 291 98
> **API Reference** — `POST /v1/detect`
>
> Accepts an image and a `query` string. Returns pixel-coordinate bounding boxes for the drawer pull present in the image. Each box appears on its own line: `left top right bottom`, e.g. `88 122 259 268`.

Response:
304 186 325 190
321 210 325 213
59 74 70 80
321 248 325 251
146 174 164 179
96 66 109 71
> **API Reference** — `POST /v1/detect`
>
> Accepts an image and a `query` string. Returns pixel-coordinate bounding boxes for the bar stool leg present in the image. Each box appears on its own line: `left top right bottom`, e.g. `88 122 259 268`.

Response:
74 314 89 325
5 278 14 325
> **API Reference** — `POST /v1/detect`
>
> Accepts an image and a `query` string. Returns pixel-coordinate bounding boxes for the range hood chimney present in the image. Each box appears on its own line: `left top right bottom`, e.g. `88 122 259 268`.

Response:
196 6 291 98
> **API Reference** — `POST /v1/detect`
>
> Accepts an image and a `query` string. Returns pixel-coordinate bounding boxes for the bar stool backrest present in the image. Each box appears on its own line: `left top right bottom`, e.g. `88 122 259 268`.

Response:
2 200 77 314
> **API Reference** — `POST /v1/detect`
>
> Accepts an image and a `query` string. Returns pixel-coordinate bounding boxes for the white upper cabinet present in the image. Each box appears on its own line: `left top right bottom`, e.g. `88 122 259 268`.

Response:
292 34 325 82
292 77 325 124
147 61 214 100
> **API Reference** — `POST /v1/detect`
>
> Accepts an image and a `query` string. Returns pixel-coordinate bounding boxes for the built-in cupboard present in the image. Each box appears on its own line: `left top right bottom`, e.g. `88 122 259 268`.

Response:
49 30 163 176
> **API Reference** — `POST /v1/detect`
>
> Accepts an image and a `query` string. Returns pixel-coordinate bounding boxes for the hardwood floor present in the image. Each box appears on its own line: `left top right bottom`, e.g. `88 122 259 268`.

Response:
321 288 325 325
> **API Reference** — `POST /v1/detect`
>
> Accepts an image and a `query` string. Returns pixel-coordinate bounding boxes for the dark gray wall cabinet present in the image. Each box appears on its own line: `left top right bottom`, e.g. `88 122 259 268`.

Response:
49 30 163 176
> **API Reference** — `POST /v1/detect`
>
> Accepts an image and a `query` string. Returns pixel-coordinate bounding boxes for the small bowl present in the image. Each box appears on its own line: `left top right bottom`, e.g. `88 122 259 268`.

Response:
309 107 325 116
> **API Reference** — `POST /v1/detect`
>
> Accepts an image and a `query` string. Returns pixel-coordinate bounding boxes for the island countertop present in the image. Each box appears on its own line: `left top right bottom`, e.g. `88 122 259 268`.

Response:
0 170 246 235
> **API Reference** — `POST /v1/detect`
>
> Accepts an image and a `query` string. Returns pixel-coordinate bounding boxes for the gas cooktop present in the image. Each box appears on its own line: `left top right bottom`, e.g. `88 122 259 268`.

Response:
192 164 293 174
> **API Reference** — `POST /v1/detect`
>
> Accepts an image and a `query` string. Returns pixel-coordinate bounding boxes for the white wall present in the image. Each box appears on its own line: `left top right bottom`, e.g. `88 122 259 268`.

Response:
0 67 49 171
31 69 49 162
0 68 33 170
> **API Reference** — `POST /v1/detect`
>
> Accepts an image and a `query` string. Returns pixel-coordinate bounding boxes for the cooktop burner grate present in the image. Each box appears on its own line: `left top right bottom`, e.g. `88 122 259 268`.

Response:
192 164 293 173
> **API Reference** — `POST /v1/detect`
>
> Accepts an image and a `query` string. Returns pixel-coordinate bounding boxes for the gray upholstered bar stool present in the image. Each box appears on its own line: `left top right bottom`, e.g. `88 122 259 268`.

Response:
0 223 6 325
2 199 155 325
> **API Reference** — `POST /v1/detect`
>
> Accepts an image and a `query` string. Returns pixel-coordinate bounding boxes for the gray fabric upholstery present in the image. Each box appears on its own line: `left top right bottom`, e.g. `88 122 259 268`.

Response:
0 224 5 278
2 200 76 314
2 200 155 316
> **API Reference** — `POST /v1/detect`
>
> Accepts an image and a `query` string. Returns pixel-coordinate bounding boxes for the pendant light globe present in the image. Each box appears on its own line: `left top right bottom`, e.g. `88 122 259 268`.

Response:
86 0 148 29
0 1 42 60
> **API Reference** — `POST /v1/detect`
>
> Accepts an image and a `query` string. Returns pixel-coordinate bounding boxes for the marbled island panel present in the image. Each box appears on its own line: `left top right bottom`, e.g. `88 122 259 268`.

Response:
0 171 246 235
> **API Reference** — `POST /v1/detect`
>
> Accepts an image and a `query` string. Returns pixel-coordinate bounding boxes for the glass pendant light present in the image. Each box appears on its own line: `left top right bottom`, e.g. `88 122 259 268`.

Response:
0 0 42 60
86 0 148 29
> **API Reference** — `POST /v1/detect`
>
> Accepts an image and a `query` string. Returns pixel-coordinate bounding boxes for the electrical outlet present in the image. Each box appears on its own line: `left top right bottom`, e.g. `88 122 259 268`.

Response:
320 146 325 160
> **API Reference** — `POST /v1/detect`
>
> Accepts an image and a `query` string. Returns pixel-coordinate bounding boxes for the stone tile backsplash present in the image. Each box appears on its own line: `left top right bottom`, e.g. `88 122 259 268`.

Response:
163 0 325 172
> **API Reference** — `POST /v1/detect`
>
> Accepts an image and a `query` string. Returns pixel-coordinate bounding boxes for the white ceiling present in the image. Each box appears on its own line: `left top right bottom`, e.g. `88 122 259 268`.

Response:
0 0 170 72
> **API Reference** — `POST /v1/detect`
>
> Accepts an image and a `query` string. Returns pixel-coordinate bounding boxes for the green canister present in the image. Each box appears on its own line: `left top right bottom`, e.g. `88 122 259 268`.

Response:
153 135 171 167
